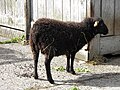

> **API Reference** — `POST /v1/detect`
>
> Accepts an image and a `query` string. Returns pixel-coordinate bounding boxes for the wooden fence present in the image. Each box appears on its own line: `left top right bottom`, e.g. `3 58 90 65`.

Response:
0 0 25 31
90 0 120 56
0 0 92 60
32 0 91 21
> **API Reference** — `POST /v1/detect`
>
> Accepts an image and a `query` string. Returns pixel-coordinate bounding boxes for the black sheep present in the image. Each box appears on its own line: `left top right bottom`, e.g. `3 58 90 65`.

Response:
30 17 108 84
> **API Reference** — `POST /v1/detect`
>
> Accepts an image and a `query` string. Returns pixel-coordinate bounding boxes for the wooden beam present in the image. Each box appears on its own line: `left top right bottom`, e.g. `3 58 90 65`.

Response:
24 0 31 41
115 0 120 35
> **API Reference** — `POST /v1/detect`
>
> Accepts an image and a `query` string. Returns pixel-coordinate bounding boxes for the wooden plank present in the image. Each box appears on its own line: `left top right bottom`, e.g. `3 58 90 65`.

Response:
71 0 79 21
0 0 26 39
115 0 120 35
87 0 91 17
37 0 47 18
5 0 14 26
11 0 15 27
14 0 25 30
0 0 5 24
94 0 101 17
78 0 87 21
30 0 33 20
2 0 13 26
0 0 4 14
8 0 14 26
53 0 62 20
100 36 120 55
0 0 25 30
102 0 114 35
47 0 54 19
0 27 25 38
70 0 87 22
62 0 70 21
18 0 25 29
12 0 16 29
25 0 31 40
33 0 38 20
3 0 7 25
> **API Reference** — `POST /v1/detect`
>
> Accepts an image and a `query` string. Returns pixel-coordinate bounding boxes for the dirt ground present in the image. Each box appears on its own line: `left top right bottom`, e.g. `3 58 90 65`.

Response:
0 36 120 90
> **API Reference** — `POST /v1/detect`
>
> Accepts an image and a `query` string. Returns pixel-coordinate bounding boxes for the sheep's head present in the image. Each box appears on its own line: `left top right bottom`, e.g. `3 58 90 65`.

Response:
93 18 108 35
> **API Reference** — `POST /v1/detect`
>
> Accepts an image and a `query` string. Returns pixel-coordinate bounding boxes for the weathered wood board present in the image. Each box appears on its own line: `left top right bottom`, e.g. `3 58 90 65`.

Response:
102 0 114 36
63 0 71 21
53 0 62 20
115 0 120 35
46 0 54 19
90 0 120 58
100 36 120 54
0 0 25 30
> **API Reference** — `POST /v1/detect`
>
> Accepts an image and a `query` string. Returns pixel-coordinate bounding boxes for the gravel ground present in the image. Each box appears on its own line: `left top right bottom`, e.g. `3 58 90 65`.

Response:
0 36 120 90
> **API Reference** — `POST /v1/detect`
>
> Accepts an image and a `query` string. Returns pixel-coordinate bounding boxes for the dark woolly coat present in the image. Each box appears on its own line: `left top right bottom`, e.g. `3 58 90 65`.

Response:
30 18 104 57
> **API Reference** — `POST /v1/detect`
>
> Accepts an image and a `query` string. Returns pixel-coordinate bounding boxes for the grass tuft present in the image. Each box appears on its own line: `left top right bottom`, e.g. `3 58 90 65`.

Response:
53 66 90 73
53 66 66 72
0 35 25 44
75 67 90 73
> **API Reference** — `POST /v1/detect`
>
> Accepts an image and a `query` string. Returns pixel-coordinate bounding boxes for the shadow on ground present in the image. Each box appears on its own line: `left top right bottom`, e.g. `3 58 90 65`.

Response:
50 72 120 87
102 54 120 66
0 47 32 65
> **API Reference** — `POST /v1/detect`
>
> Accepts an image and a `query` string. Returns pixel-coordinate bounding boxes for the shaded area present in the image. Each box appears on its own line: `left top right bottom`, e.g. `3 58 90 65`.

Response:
0 47 32 65
103 53 120 66
51 72 120 87
104 53 120 59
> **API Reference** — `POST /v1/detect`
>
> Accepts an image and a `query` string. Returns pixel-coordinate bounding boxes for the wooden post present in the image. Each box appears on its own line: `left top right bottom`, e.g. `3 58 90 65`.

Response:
89 0 101 60
24 0 32 42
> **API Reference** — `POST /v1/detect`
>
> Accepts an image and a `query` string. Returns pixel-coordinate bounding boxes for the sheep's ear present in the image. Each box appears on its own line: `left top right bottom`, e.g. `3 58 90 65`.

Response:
94 21 99 27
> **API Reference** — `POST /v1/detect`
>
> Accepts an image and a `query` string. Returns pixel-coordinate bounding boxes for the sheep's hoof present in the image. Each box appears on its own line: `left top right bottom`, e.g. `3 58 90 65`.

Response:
49 79 54 84
67 70 76 75
34 75 38 79
66 69 70 73
70 71 76 75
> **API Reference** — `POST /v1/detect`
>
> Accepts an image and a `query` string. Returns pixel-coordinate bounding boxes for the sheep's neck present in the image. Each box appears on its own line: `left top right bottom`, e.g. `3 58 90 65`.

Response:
81 31 96 44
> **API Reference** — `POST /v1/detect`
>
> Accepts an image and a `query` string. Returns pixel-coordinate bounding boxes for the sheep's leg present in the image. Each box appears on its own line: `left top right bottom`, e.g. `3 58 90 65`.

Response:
34 52 39 79
45 55 54 84
70 53 76 74
30 42 39 79
66 54 70 72
30 39 39 79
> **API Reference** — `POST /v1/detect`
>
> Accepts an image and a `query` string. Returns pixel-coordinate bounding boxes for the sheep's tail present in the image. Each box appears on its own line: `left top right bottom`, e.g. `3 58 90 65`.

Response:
29 24 40 54
29 19 37 44
30 19 40 43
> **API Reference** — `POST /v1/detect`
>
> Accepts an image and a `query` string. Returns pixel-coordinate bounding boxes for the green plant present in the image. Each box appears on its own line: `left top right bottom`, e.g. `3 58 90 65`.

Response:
53 66 90 73
75 67 90 73
0 35 25 44
53 66 66 72
69 86 79 90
